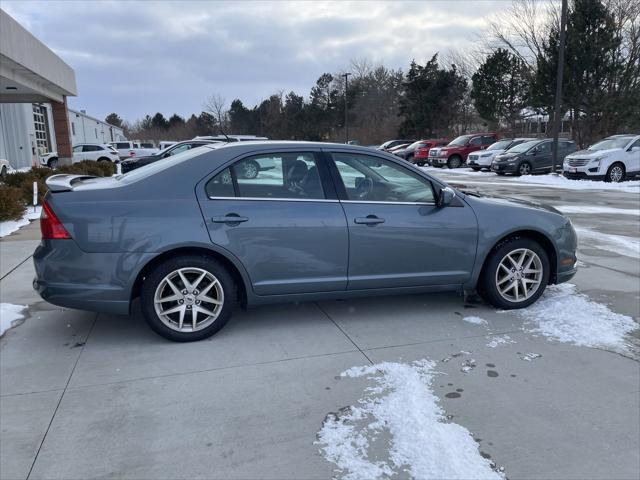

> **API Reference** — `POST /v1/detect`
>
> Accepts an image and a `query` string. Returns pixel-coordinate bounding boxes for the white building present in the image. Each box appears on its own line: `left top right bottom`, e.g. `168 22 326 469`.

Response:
68 108 126 146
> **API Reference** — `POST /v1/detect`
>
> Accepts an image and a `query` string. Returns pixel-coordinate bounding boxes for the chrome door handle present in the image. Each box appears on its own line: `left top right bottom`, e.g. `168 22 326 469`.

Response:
354 216 385 225
212 214 249 224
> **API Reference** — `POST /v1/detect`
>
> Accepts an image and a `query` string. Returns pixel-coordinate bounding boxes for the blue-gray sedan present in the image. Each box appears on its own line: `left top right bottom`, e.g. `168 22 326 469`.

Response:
34 142 577 341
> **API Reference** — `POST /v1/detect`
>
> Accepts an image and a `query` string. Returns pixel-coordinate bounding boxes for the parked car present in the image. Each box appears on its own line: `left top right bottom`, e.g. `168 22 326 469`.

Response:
491 139 576 176
377 139 416 152
387 143 412 155
121 140 219 173
110 141 159 160
407 139 450 166
428 133 498 168
34 142 577 342
39 143 120 168
159 141 177 150
393 140 447 163
563 134 640 182
468 138 536 171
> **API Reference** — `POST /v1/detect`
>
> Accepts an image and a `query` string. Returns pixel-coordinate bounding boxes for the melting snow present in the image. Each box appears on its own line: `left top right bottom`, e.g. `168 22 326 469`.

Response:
0 303 26 336
460 358 477 373
520 353 543 362
0 207 41 238
556 205 640 216
512 284 638 354
462 316 487 326
317 360 502 480
575 227 640 258
486 335 516 348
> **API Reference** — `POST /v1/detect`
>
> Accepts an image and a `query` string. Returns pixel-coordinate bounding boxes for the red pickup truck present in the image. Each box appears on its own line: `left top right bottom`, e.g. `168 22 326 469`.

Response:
428 133 498 168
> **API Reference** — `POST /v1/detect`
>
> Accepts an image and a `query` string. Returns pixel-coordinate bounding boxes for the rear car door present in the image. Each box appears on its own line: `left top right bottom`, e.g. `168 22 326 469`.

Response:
82 144 101 161
197 150 348 295
326 150 477 289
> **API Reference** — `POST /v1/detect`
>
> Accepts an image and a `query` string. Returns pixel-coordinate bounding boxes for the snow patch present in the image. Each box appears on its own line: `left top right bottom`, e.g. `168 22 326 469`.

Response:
460 358 477 373
462 315 488 326
316 360 502 480
520 353 542 362
0 207 41 238
512 284 638 354
575 227 640 258
486 335 516 348
556 205 640 216
1 303 27 336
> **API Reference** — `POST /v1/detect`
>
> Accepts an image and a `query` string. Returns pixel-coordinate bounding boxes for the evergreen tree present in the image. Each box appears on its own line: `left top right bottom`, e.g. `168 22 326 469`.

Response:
105 113 123 128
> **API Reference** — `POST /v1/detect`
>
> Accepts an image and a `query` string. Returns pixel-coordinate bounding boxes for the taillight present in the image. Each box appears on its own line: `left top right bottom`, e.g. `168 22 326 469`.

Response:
129 151 136 157
40 201 71 239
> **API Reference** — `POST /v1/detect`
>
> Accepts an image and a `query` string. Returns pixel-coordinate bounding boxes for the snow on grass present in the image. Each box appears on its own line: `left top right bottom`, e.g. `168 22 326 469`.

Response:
556 205 640 216
461 315 488 326
0 207 41 238
575 227 640 259
516 174 640 192
486 335 516 348
511 284 638 354
317 360 502 480
1 303 26 336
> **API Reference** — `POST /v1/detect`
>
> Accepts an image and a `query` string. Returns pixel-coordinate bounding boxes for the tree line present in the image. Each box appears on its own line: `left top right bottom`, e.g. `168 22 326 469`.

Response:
108 0 639 146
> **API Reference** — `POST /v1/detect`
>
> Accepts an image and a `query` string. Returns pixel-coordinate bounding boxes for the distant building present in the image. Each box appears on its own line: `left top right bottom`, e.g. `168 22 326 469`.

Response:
0 103 125 169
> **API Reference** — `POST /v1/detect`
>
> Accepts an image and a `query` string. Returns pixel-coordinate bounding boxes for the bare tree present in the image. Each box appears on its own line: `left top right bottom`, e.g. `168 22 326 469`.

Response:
203 94 229 133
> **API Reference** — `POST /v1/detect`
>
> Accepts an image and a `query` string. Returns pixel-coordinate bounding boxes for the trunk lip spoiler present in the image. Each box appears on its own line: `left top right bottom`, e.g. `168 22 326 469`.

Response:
45 174 99 192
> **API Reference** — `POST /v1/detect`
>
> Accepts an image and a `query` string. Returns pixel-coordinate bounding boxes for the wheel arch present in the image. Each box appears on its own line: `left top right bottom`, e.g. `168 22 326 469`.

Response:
130 245 250 309
475 229 559 289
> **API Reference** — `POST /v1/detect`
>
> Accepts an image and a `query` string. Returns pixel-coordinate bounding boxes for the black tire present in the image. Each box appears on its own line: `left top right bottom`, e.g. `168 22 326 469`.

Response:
141 255 236 342
48 158 59 169
97 157 110 162
471 167 481 171
447 155 462 169
479 237 550 310
516 162 532 176
496 172 506 176
605 162 625 183
416 161 425 166
0 166 6 178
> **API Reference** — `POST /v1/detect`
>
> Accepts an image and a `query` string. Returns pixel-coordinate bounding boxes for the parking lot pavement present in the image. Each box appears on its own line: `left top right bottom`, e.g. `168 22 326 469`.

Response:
1 173 639 479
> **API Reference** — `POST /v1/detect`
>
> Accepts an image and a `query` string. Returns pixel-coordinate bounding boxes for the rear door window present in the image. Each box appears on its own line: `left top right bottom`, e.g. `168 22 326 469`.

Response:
469 137 482 146
482 135 496 145
206 153 325 200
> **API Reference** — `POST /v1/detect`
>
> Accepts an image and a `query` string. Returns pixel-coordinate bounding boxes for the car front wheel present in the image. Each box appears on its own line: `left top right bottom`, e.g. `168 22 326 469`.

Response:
605 163 625 183
141 255 236 341
447 155 462 169
517 162 532 176
480 238 550 310
48 158 58 169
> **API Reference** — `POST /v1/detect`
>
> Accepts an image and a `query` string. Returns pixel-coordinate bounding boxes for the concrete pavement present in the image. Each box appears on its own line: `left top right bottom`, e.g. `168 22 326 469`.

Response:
1 176 639 479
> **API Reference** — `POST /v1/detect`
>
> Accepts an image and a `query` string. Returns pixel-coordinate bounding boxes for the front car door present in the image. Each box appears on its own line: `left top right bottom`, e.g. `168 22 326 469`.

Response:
197 150 348 295
72 144 84 161
531 140 552 171
326 150 478 289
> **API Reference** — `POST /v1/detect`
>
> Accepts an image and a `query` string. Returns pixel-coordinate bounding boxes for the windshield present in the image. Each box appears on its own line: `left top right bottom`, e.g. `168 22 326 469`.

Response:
448 135 472 146
118 146 210 183
507 140 540 153
589 137 633 150
406 141 426 151
487 140 511 151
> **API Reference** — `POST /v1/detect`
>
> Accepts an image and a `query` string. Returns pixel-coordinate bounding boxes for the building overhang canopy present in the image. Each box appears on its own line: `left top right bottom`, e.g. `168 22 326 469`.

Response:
0 9 76 103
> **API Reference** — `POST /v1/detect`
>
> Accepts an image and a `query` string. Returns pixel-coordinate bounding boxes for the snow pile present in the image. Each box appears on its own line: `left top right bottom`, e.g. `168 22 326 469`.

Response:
462 315 488 326
1 303 26 336
0 207 41 238
317 360 502 480
486 335 516 348
512 284 638 354
575 227 640 258
556 205 640 216
515 175 640 192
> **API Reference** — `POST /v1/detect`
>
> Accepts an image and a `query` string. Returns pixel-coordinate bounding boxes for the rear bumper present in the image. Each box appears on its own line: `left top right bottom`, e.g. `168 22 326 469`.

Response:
33 239 154 315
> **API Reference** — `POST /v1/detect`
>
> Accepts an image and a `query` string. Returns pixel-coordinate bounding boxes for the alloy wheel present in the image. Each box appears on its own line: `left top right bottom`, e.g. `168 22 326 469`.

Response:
154 267 224 332
495 248 543 303
519 163 531 175
609 165 624 182
241 161 259 179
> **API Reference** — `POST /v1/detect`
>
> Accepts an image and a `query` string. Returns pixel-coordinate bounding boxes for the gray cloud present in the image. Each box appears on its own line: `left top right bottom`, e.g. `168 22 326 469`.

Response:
2 1 502 122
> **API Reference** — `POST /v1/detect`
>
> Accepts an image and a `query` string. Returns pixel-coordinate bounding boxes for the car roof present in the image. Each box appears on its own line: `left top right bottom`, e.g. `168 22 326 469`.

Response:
201 140 420 154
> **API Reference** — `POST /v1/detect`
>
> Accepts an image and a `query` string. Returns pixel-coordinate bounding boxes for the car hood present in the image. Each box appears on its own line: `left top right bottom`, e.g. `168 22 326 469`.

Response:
567 148 620 158
494 152 520 161
457 188 563 215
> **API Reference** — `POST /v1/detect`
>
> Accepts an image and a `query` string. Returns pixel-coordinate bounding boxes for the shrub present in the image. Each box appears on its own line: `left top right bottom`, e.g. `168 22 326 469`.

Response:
0 161 114 220
0 185 27 221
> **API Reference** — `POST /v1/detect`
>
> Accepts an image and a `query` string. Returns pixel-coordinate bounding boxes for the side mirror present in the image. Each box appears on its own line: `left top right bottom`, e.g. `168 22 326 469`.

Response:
437 187 455 207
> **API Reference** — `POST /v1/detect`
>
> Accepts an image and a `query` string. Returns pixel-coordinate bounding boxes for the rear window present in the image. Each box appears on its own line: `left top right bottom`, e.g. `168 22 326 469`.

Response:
119 147 208 183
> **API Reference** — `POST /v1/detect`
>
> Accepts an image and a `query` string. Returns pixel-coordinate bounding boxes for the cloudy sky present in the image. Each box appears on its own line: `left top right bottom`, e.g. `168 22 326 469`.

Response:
3 1 504 123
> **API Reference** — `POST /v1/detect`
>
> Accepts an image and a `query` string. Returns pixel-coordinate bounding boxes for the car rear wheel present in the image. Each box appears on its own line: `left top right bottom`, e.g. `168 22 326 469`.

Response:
141 255 236 342
517 162 532 176
0 166 6 178
239 159 260 179
480 238 550 310
97 157 110 162
605 163 625 183
471 167 481 171
447 155 462 169
48 158 58 169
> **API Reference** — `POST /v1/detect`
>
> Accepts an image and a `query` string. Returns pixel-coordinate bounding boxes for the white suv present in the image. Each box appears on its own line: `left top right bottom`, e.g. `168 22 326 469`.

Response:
40 143 120 168
563 134 640 182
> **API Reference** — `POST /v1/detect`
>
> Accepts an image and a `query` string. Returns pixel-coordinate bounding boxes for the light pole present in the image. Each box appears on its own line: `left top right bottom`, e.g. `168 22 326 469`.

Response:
343 72 351 143
551 0 568 174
